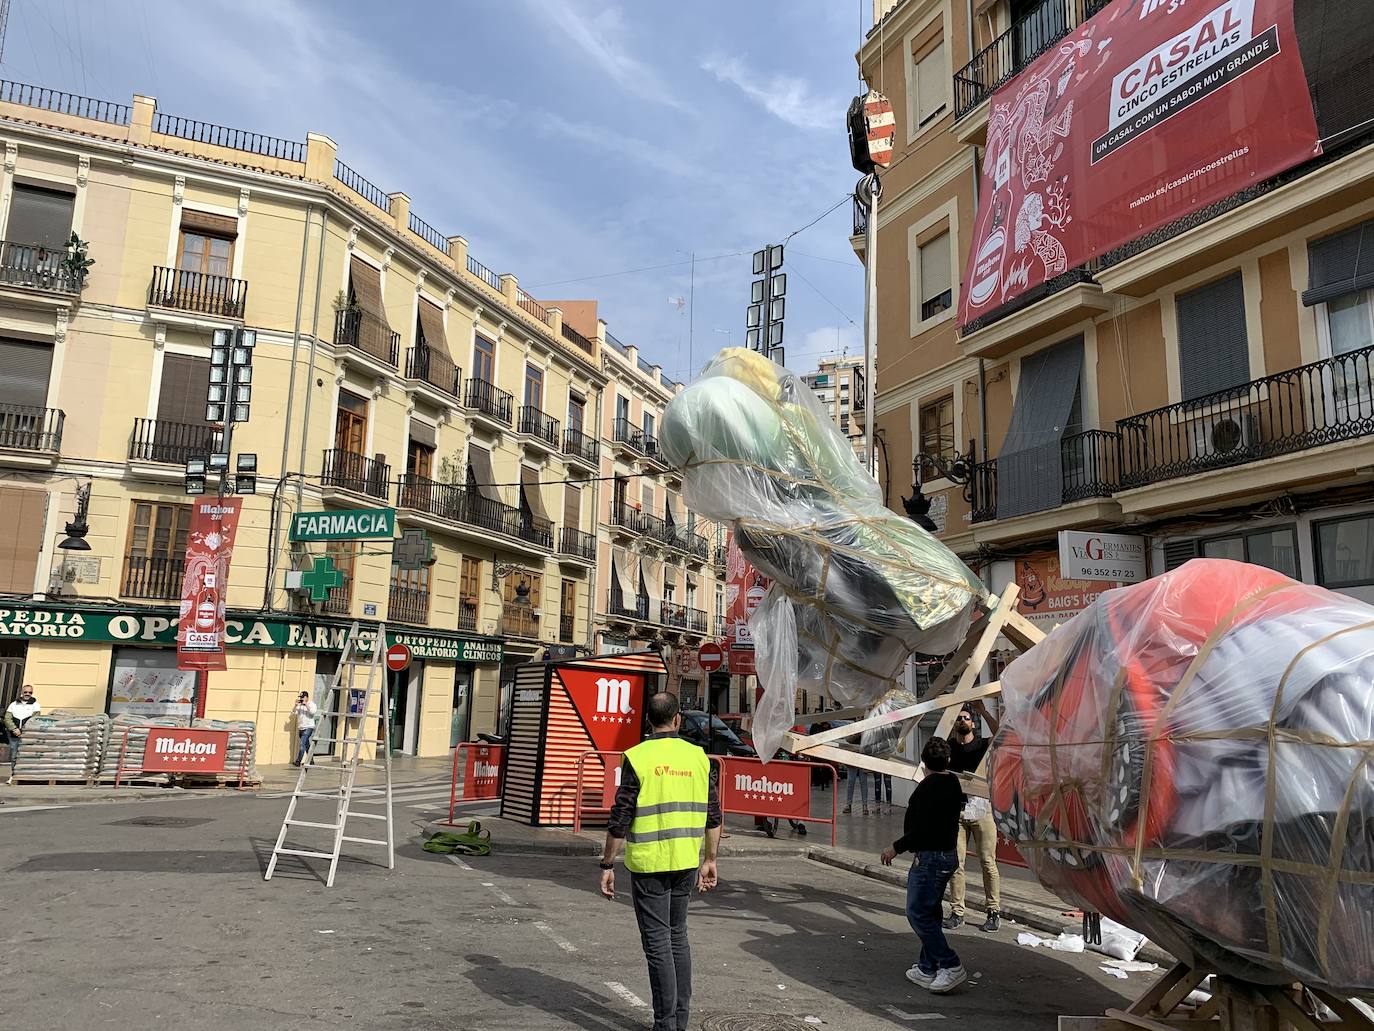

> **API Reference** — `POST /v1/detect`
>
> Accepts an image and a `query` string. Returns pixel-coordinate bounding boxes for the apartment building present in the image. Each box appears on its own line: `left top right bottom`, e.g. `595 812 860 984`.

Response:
0 82 724 761
857 0 1374 634
801 353 867 450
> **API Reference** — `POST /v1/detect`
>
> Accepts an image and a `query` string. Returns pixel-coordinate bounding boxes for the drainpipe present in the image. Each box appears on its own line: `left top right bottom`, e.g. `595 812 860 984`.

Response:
266 203 316 609
978 358 988 462
295 209 330 512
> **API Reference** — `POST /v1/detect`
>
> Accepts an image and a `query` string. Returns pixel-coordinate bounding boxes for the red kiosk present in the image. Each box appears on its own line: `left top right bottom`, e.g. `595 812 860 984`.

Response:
501 651 667 827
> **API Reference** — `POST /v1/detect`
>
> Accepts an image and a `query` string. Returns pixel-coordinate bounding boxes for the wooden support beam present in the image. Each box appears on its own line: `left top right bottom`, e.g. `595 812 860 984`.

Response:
789 680 1001 751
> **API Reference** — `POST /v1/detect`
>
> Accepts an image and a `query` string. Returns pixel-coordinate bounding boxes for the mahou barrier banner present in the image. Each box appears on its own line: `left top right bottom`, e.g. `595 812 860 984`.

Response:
724 531 769 673
462 743 505 799
177 498 243 672
959 0 1319 328
143 728 230 773
720 755 812 820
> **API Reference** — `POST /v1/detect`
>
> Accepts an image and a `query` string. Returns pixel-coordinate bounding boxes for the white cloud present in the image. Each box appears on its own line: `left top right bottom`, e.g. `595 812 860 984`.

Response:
540 1 684 109
700 53 838 131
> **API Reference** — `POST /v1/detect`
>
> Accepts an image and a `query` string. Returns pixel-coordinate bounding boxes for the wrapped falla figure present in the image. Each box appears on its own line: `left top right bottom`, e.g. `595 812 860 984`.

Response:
659 348 985 761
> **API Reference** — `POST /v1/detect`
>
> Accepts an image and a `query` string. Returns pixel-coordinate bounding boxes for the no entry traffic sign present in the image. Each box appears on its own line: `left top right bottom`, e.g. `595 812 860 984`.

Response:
697 642 724 673
385 642 412 672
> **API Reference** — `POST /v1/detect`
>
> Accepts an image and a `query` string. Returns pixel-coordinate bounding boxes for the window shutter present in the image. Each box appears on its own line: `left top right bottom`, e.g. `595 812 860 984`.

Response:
7 184 74 247
1177 273 1250 401
916 43 947 124
920 231 952 305
466 446 501 502
0 486 48 593
563 484 581 531
348 256 387 320
519 466 550 521
408 418 437 448
1303 219 1374 306
996 336 1084 518
0 339 54 408
157 355 212 426
417 298 450 358
1163 539 1199 571
180 210 238 237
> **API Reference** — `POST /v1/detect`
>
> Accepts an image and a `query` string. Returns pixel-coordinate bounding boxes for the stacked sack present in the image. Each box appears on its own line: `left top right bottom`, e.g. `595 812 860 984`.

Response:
193 717 258 781
97 713 182 782
13 711 109 781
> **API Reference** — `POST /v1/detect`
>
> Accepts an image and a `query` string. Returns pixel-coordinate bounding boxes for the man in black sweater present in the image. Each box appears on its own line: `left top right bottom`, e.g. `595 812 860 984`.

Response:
880 737 968 994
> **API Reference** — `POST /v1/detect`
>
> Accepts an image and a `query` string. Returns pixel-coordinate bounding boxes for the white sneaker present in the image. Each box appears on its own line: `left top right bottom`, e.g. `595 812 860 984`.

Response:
930 965 968 994
905 965 936 989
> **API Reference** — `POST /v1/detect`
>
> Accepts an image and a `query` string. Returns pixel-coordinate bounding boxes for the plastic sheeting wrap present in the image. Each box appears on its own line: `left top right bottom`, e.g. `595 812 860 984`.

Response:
660 348 984 760
991 559 1374 993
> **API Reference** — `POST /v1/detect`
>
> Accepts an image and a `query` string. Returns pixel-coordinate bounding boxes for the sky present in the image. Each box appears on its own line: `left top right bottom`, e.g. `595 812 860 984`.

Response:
4 0 873 384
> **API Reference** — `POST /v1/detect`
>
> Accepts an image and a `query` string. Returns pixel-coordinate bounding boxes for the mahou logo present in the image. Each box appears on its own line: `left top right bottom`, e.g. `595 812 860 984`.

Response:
559 667 644 752
596 677 632 715
154 736 220 757
474 761 500 779
735 774 794 797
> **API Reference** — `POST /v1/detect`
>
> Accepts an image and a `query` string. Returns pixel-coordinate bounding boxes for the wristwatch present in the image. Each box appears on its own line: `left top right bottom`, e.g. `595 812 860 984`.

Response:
599 861 614 870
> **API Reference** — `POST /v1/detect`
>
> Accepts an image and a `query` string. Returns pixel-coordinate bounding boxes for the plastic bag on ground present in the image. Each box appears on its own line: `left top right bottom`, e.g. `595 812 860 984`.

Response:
661 348 984 760
992 558 1374 993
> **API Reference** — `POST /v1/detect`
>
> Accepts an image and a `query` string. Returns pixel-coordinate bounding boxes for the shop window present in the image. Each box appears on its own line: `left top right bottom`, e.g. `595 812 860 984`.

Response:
1177 273 1250 401
919 394 955 464
1315 514 1374 588
109 646 194 720
1197 527 1299 579
122 501 192 599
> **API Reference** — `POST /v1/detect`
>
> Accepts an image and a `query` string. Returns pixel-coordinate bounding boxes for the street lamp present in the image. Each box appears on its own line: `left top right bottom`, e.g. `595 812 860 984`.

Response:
57 481 92 551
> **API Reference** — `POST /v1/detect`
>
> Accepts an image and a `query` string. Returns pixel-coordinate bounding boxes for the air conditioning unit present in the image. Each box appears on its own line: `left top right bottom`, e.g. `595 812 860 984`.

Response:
1188 412 1256 460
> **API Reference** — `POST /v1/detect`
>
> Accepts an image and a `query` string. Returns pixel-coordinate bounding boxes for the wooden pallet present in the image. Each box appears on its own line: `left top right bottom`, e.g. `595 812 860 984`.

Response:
1062 961 1374 1031
10 775 97 786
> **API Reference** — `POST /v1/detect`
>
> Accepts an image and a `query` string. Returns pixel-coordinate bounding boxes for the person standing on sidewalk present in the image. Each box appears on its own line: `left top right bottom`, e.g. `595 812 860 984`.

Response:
944 701 1002 932
291 691 318 767
4 686 41 782
600 692 722 1031
881 737 968 994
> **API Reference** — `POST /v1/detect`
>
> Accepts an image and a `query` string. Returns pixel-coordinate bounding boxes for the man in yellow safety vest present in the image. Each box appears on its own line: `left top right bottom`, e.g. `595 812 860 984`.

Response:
600 691 722 1031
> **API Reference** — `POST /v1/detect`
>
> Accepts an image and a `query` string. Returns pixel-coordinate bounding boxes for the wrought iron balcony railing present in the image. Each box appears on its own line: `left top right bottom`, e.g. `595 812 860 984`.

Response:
0 240 81 293
969 429 1121 524
334 307 399 367
464 377 513 426
321 449 391 501
0 404 63 452
609 590 650 622
396 474 552 549
501 603 540 640
687 607 709 635
405 344 460 398
612 418 644 454
148 265 247 318
128 418 221 465
611 502 642 534
558 527 597 563
562 428 600 466
121 553 183 600
518 405 560 447
387 585 429 625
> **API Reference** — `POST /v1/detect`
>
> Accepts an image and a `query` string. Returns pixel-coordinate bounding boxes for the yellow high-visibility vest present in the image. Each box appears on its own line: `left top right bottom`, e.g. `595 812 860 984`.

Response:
623 736 711 874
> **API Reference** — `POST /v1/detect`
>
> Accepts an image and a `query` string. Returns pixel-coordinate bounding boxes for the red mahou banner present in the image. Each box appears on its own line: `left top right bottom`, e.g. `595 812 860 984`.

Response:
719 756 813 820
959 0 1319 328
143 728 230 773
177 498 243 672
462 743 505 799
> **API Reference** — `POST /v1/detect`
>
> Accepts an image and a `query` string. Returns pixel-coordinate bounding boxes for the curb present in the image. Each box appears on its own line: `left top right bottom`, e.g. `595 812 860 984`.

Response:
418 820 812 859
805 847 1173 967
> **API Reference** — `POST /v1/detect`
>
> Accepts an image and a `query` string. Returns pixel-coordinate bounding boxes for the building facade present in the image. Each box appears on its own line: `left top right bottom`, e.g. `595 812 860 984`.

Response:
858 0 1374 638
801 354 867 451
0 83 725 762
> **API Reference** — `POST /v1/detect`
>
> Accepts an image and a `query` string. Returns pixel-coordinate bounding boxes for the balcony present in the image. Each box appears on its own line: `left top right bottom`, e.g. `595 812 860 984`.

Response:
612 418 644 456
713 545 726 568
558 527 597 564
322 583 351 617
128 418 220 466
970 429 1122 525
0 240 81 296
121 553 183 600
388 585 429 626
675 531 710 564
562 428 600 470
609 591 649 623
396 474 553 551
714 617 727 639
559 611 576 644
464 378 513 429
501 603 540 640
642 433 668 468
561 321 596 356
640 512 669 546
321 449 391 501
404 345 460 402
686 607 709 636
148 265 247 319
457 604 477 632
0 404 63 454
518 405 560 451
611 502 642 536
1117 345 1374 503
953 0 1108 142
334 307 399 369
660 601 688 631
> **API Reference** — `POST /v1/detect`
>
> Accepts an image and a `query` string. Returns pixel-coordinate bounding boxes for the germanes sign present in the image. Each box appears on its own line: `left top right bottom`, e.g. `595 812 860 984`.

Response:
960 0 1318 327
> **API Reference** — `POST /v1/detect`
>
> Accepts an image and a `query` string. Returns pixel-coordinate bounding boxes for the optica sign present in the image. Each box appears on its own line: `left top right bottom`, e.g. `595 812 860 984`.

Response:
959 0 1318 328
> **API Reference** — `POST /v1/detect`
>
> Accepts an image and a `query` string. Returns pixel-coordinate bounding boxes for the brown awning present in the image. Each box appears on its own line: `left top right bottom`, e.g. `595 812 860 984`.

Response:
349 255 387 320
520 466 550 522
181 209 238 237
466 445 500 502
408 418 436 448
417 298 450 359
563 484 581 532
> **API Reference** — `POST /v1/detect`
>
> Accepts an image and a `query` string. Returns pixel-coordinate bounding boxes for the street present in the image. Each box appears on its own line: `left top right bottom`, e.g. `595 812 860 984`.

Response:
0 789 1134 1030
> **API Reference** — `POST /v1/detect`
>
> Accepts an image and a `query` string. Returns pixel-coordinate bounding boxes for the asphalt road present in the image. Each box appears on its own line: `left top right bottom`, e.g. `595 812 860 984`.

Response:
0 790 1135 1030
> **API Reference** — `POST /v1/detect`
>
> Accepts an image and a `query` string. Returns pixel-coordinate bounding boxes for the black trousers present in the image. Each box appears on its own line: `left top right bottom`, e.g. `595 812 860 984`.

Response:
630 868 695 1031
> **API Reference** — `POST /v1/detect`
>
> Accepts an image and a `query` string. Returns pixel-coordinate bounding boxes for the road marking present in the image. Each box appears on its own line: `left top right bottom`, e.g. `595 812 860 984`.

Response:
0 805 69 815
604 982 646 1008
480 881 518 906
886 1007 946 1021
533 921 578 953
446 855 472 871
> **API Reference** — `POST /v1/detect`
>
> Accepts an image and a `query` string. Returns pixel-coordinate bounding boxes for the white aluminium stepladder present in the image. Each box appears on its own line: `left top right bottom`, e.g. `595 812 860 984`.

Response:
264 621 395 888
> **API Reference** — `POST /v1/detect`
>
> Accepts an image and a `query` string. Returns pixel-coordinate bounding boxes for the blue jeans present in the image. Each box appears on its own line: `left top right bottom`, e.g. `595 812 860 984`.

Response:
845 769 870 806
296 728 314 764
906 850 961 974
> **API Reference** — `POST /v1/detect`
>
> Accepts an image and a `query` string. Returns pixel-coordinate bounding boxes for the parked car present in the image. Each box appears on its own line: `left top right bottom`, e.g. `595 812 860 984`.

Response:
679 710 755 757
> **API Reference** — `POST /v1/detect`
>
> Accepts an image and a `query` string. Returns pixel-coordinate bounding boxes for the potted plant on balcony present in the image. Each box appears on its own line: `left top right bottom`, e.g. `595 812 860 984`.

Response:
62 232 95 290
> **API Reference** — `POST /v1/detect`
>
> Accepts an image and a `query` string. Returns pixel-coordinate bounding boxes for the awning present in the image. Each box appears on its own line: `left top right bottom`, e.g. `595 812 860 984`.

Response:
996 336 1083 519
417 298 451 357
641 556 663 601
520 466 550 522
611 547 636 598
181 209 238 236
1303 218 1374 307
349 255 387 320
408 418 436 448
466 445 501 502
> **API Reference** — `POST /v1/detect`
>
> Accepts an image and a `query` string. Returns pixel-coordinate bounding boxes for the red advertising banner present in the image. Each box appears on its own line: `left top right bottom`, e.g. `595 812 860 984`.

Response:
556 666 645 754
143 728 230 773
719 755 812 820
602 756 623 809
960 0 1319 327
176 498 243 672
725 530 769 674
462 743 505 799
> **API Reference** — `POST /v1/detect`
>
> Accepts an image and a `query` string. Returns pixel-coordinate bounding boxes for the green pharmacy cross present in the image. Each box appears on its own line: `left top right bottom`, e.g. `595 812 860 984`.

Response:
301 556 344 602
393 529 435 570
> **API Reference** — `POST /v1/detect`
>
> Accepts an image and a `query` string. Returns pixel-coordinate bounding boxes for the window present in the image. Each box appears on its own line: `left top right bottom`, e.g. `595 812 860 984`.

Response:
389 564 430 624
1177 273 1250 401
503 570 541 639
0 486 47 594
615 394 630 425
324 541 355 614
1013 0 1069 65
913 39 947 129
560 579 577 643
918 230 953 321
567 395 585 434
919 394 956 463
407 439 434 479
564 484 582 534
335 390 368 455
524 364 543 410
0 338 54 409
472 336 496 384
614 476 628 511
177 211 237 278
460 557 481 628
643 411 656 439
1199 527 1299 579
1315 515 1374 588
6 183 74 247
122 501 192 598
